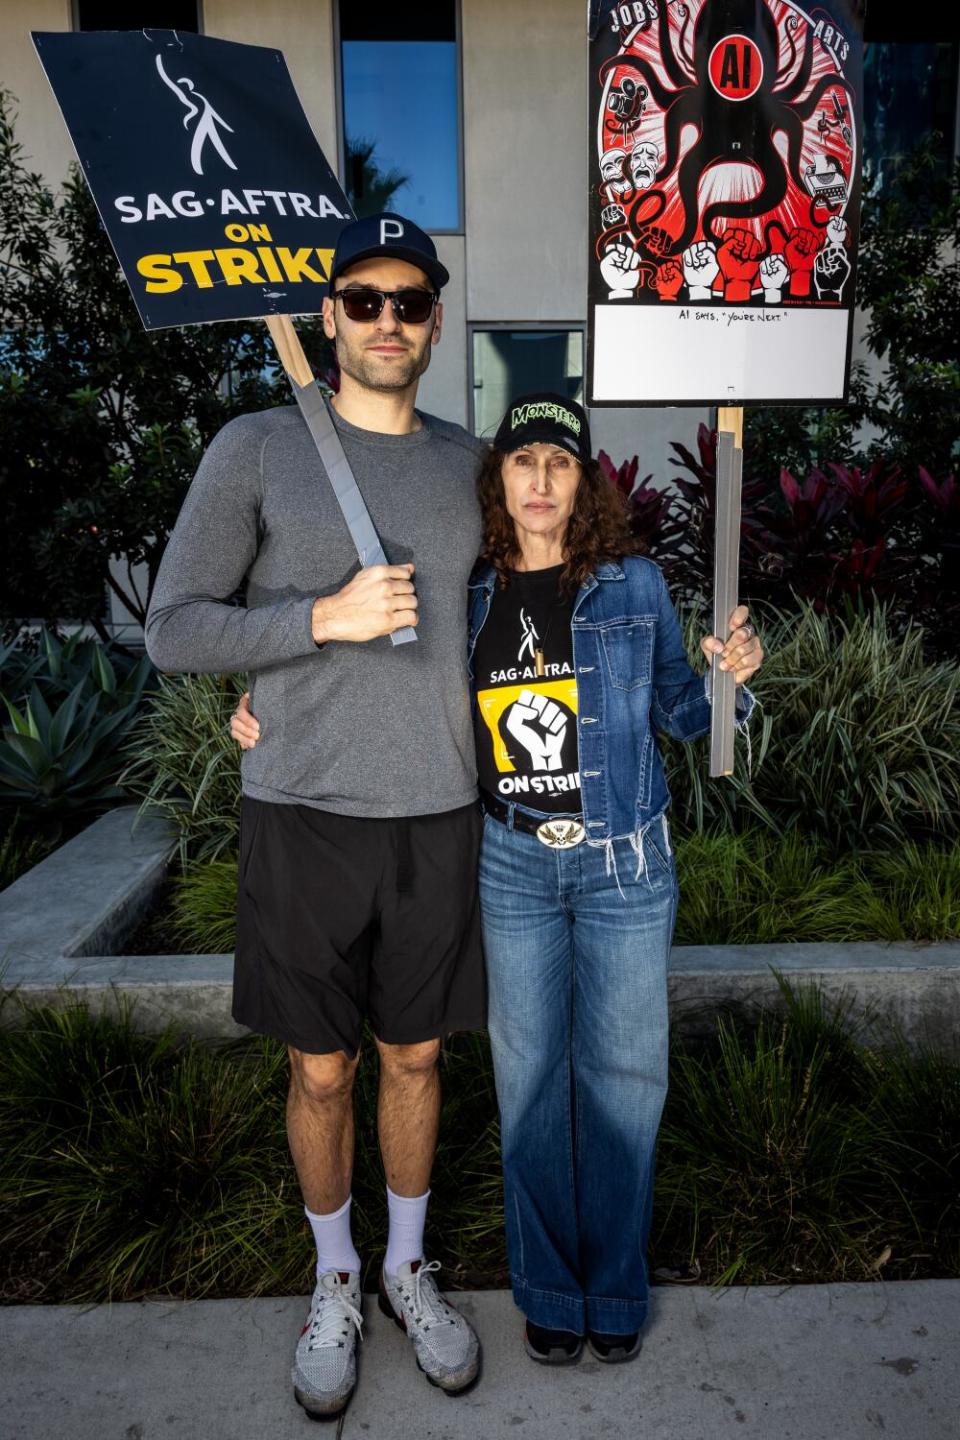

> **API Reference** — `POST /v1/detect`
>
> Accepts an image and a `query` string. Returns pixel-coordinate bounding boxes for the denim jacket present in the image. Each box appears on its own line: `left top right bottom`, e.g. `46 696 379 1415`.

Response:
467 556 754 851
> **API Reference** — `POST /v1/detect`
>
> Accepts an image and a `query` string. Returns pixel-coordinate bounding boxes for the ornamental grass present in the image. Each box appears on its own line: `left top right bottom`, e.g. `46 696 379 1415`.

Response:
1 986 956 1304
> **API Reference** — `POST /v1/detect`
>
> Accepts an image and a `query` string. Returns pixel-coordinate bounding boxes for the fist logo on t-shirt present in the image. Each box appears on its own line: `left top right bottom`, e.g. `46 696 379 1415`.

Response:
502 690 573 773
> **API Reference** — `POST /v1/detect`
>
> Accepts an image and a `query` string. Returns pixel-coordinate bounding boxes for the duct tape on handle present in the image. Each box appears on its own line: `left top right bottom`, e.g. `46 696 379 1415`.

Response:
292 381 417 648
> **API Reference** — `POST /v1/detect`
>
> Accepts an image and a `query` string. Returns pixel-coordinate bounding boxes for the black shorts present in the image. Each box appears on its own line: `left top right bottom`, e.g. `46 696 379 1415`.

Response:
233 797 486 1055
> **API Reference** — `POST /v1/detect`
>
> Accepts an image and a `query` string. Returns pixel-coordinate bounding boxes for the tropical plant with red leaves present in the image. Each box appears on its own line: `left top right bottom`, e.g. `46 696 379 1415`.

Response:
600 437 960 654
597 449 685 566
829 462 909 544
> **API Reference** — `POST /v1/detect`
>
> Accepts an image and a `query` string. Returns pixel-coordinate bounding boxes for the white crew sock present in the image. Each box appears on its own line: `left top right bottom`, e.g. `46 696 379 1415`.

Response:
384 1185 430 1277
305 1195 362 1278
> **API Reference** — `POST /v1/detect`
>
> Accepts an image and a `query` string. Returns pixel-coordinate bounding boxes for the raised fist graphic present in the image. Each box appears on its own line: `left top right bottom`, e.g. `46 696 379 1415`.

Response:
814 245 851 302
601 202 627 228
759 252 789 303
505 690 568 772
826 216 849 251
600 241 641 299
784 227 822 297
682 241 719 299
655 259 684 301
717 228 763 302
636 224 673 259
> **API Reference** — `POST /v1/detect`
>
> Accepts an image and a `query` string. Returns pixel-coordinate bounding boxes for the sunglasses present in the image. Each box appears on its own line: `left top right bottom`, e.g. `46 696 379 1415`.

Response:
332 286 438 325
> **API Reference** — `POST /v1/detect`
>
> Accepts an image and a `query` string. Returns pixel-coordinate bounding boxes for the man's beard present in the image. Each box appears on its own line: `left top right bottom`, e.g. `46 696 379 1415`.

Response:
335 331 433 392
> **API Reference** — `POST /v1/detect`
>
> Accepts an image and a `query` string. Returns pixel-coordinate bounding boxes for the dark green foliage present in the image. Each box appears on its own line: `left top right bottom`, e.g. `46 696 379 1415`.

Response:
0 1002 503 1301
164 829 960 958
741 143 959 484
694 835 960 944
1 991 956 1302
0 812 53 890
122 672 248 865
0 627 153 707
664 604 960 851
0 628 154 832
170 856 242 954
0 92 336 631
855 148 960 479
654 985 960 1284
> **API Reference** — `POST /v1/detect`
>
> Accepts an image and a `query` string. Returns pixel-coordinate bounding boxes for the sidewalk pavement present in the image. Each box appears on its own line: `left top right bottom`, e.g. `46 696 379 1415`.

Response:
4 1280 957 1440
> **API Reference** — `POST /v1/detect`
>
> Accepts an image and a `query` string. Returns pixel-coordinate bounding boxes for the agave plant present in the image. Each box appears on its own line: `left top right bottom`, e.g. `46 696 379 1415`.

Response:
0 626 153 709
0 656 152 829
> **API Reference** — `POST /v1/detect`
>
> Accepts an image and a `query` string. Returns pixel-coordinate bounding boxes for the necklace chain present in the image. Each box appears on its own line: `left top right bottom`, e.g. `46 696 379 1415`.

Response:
517 569 562 678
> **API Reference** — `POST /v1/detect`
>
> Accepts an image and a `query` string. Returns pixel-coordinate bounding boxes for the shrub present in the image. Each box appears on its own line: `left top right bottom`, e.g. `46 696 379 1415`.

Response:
0 631 154 833
654 1013 884 1284
0 1002 502 1301
123 672 247 866
171 857 241 954
664 603 960 851
161 830 960 958
0 92 335 631
603 429 959 653
0 812 53 889
1 988 956 1301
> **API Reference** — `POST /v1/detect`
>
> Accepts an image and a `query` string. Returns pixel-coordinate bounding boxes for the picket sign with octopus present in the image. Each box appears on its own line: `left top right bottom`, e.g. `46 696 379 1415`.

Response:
586 0 864 770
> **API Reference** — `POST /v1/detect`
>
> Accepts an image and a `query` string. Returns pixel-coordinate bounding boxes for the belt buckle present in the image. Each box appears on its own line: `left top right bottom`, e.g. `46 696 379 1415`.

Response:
535 818 586 849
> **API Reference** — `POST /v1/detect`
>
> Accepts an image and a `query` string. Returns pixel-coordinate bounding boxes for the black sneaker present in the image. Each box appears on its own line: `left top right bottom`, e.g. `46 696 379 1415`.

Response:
524 1320 583 1365
587 1329 643 1363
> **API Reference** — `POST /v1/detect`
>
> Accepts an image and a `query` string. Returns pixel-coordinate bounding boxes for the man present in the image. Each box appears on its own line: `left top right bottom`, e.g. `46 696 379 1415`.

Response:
145 212 484 1419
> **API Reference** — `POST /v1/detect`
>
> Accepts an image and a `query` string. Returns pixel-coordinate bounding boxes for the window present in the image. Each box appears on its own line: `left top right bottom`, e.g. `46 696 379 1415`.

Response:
471 329 585 440
338 0 461 232
864 42 959 190
862 8 959 193
75 2 199 29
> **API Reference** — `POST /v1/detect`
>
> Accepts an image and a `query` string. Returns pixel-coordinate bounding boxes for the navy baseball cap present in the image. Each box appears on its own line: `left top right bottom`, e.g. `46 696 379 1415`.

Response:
494 392 592 464
330 212 449 291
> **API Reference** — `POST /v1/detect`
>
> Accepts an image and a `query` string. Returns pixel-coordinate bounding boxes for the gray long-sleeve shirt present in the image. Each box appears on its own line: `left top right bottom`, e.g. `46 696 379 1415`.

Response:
145 402 486 818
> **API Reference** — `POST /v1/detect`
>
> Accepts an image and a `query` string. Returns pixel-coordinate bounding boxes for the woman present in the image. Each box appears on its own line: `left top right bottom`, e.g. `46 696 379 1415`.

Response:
231 391 762 1366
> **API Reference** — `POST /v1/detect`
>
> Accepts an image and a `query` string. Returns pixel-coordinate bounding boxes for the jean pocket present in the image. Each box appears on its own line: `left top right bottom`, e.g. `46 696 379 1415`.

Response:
643 815 675 880
600 617 655 691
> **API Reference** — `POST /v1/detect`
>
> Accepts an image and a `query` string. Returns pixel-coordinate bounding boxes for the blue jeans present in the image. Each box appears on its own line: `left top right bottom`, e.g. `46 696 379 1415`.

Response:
478 808 678 1336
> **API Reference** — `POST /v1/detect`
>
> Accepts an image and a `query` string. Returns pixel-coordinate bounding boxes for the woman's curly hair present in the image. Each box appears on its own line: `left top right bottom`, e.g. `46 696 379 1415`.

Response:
476 448 641 593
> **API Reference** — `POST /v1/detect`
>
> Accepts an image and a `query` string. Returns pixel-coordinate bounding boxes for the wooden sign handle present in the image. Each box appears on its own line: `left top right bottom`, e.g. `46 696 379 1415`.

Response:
265 313 315 387
710 405 744 778
262 312 417 648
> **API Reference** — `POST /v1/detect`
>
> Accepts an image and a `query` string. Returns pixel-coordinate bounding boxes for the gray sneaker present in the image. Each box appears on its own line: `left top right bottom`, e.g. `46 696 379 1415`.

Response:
292 1269 363 1419
378 1259 481 1395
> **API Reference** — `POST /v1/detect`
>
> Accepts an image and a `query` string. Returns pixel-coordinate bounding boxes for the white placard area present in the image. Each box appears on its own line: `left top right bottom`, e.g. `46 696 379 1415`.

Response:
591 304 851 404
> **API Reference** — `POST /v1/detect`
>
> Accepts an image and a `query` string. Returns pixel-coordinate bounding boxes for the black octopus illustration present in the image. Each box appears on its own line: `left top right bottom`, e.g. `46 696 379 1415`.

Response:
599 0 855 261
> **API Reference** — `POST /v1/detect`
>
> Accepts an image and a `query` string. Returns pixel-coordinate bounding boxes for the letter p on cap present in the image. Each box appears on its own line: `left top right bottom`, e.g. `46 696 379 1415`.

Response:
380 218 404 245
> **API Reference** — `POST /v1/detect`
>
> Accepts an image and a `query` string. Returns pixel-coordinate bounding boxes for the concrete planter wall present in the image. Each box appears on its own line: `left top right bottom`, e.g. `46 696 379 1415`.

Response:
2 807 959 1051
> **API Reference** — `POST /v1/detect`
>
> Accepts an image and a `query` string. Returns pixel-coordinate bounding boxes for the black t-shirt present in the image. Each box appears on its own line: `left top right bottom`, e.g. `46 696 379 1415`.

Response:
473 565 582 813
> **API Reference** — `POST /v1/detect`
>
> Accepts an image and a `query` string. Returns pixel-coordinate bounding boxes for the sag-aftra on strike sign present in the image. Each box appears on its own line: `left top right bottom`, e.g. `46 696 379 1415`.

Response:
34 29 354 329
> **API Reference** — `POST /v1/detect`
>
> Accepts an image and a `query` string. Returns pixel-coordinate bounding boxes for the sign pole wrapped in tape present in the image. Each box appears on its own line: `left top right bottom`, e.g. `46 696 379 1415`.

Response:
587 0 865 772
32 27 416 647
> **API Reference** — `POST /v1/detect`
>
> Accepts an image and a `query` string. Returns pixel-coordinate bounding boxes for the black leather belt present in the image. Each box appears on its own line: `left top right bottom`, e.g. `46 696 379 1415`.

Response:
480 791 587 848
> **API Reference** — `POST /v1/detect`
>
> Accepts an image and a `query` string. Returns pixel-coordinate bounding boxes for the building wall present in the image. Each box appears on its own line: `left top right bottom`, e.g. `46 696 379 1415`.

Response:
459 0 708 469
1 0 73 185
203 0 338 162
